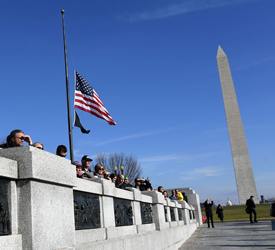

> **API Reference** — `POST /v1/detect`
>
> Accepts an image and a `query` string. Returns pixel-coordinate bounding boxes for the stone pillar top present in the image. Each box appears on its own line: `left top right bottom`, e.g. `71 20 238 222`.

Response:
0 146 76 187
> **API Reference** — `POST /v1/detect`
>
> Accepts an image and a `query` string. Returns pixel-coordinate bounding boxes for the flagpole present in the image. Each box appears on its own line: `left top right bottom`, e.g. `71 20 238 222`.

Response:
61 9 74 163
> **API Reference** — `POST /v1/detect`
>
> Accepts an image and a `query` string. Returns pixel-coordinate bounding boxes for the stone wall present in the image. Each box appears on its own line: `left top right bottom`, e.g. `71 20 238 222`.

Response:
0 146 201 250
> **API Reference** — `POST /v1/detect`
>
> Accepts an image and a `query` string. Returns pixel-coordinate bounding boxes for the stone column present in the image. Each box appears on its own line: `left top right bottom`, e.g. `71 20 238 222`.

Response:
142 191 169 230
181 201 190 225
131 188 142 225
0 146 76 250
179 188 202 225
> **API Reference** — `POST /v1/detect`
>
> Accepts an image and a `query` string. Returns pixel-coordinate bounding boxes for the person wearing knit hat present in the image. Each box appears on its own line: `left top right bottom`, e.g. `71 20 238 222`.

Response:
73 161 93 179
124 175 133 187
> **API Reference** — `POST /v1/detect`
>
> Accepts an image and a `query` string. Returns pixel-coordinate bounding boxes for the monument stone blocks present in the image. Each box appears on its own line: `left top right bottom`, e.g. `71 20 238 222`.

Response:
0 146 76 187
9 181 18 235
0 234 22 250
133 191 155 234
101 196 115 228
0 147 200 249
217 46 259 204
73 177 103 196
0 157 17 179
0 147 76 250
75 227 106 246
133 200 142 225
106 224 137 240
29 182 75 249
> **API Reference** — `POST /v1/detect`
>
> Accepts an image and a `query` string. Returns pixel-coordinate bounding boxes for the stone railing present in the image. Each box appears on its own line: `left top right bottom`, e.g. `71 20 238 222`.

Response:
0 146 202 250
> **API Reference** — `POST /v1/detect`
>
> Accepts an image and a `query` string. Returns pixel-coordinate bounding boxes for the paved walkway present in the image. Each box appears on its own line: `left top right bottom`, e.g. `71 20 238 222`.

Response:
179 220 275 250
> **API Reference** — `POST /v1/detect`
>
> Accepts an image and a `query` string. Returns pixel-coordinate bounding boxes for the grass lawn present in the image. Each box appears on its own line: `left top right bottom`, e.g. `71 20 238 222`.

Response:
201 203 275 222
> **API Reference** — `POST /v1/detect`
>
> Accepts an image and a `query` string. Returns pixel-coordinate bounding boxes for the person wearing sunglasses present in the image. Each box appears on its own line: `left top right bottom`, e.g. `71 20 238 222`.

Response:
32 142 44 150
0 129 32 148
56 145 67 158
94 163 104 178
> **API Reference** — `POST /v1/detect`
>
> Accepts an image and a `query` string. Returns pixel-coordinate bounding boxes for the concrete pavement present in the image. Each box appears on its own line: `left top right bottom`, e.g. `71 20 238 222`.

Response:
179 220 275 250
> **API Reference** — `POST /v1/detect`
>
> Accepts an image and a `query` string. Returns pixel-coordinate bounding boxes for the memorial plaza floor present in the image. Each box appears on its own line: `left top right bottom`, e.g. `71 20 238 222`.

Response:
179 220 275 250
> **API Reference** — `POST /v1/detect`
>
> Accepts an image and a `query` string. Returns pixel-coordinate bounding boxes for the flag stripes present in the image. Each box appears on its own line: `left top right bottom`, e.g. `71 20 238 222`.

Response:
74 71 116 125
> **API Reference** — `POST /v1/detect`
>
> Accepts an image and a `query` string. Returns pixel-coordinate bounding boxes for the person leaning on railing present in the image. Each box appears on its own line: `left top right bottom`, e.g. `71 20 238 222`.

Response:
73 161 93 179
115 174 126 189
134 178 152 191
175 189 184 201
32 142 44 150
56 145 67 158
169 190 178 200
109 173 117 183
0 129 32 149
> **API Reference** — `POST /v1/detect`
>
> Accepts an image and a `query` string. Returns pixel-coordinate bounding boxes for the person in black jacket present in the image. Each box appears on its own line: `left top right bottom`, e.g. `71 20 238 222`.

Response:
216 204 224 222
115 174 126 189
246 196 257 223
0 129 32 148
134 178 151 191
204 199 214 228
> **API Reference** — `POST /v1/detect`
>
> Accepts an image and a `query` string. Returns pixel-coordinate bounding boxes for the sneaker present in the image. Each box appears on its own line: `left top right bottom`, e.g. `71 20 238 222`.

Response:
254 221 258 223
250 221 254 223
212 226 215 228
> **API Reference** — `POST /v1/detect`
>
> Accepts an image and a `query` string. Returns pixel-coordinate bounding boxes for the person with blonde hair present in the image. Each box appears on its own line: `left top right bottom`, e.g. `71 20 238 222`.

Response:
32 142 44 150
94 163 104 178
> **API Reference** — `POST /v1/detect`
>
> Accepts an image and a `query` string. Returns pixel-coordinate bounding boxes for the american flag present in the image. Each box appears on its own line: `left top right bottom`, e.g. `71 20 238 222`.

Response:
74 71 116 125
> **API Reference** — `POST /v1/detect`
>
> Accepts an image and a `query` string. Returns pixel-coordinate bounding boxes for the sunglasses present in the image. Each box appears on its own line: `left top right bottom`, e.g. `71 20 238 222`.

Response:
17 136 25 140
37 147 44 150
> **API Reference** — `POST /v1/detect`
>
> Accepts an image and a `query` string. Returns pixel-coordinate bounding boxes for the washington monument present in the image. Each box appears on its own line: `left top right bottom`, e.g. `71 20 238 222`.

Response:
216 46 259 205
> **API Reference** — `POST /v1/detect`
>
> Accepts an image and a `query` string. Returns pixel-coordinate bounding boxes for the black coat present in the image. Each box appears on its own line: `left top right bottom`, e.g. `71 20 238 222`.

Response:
204 201 213 216
0 143 13 148
246 198 256 211
216 207 224 219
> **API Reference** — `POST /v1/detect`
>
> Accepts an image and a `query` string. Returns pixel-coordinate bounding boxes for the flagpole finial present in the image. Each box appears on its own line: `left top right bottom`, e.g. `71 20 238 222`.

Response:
61 10 65 14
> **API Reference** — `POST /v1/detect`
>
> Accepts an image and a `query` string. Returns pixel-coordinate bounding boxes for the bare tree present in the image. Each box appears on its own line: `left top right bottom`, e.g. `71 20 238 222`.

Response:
93 152 142 185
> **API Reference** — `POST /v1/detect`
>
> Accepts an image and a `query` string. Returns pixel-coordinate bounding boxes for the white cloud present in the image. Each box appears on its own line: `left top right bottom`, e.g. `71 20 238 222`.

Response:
157 171 167 176
180 166 226 180
78 127 179 146
140 154 186 163
73 149 97 159
95 131 158 146
121 0 257 22
235 56 275 71
255 171 275 182
73 149 82 158
140 152 216 165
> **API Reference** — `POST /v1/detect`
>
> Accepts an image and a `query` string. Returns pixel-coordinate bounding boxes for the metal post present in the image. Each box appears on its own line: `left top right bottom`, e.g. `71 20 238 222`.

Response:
61 10 74 163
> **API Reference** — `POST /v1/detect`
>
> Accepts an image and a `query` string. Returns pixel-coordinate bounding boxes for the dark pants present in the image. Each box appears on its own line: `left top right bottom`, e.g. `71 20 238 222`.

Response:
249 208 257 222
206 214 214 227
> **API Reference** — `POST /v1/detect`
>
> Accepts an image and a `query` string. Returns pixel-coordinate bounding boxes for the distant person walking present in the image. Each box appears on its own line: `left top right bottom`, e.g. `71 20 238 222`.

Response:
246 195 257 223
216 204 224 222
204 199 214 228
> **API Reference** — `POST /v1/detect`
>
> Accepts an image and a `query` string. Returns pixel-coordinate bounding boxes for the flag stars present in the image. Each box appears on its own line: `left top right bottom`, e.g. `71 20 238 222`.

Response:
74 71 116 125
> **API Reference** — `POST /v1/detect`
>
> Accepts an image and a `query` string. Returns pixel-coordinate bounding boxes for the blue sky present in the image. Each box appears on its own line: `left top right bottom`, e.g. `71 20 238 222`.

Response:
1 0 274 205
